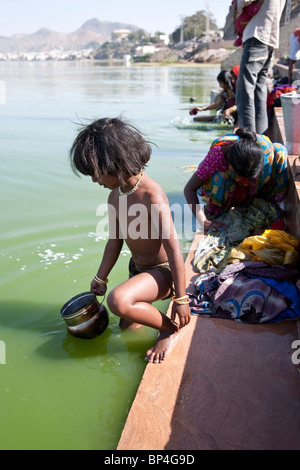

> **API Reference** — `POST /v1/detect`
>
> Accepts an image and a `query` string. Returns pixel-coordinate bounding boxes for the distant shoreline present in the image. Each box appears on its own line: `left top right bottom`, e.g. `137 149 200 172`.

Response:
0 59 221 68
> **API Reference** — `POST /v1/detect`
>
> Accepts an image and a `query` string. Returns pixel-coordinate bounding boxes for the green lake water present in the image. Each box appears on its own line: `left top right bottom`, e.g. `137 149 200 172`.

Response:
0 61 224 450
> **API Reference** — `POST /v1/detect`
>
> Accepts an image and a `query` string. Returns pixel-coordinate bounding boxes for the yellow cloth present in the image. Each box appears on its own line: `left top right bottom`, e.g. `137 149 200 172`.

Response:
227 230 299 265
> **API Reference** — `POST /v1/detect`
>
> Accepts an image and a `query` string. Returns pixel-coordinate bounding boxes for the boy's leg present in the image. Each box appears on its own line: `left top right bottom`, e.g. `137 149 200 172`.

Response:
107 270 180 363
107 269 174 330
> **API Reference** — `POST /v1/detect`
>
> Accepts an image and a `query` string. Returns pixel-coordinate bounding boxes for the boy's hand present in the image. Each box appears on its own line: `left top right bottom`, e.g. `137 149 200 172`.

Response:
90 279 107 296
171 303 191 329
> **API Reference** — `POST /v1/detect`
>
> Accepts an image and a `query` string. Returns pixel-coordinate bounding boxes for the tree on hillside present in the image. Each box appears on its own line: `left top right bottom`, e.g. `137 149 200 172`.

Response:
171 10 218 43
127 29 149 43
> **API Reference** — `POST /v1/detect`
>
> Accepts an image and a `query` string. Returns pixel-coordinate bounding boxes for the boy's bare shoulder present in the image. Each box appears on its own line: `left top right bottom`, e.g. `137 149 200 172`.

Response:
106 174 168 206
108 188 119 204
142 174 169 204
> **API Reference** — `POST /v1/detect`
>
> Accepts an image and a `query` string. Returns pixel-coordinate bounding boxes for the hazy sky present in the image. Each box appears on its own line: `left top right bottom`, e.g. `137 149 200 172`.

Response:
0 0 231 37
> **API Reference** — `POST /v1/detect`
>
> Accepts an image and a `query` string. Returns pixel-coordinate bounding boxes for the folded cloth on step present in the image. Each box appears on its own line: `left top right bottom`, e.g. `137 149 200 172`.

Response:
189 261 300 323
227 229 299 266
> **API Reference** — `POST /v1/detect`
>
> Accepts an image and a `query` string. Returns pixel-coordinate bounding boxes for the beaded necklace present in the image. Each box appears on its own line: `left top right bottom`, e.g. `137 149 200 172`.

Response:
119 171 145 197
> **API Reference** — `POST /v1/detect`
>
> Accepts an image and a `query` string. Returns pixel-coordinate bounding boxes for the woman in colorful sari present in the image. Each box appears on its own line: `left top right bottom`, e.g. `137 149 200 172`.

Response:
184 128 288 233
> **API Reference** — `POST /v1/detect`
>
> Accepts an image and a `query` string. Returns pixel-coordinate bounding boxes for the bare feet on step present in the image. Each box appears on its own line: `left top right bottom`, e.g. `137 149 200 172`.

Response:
145 329 183 364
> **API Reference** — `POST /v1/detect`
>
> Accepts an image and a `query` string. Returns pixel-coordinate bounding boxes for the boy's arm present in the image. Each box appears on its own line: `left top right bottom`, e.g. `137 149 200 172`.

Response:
91 238 124 296
163 235 191 329
152 196 190 329
91 203 124 296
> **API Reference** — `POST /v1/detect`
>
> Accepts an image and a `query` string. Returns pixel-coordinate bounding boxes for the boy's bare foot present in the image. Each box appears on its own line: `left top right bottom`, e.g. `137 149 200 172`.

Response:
145 329 183 364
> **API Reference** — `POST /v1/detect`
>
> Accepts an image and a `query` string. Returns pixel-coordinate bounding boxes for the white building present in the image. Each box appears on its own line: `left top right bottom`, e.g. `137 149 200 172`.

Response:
158 34 170 46
112 29 132 42
135 44 157 57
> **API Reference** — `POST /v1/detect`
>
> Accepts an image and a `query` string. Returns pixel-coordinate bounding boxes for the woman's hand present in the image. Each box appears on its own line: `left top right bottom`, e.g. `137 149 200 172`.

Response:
223 108 232 119
190 106 208 115
223 105 236 119
90 279 107 296
204 219 228 233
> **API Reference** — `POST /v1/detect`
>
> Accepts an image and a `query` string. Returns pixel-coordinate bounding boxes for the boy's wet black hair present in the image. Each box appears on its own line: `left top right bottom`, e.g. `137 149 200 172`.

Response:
229 127 264 179
70 117 152 183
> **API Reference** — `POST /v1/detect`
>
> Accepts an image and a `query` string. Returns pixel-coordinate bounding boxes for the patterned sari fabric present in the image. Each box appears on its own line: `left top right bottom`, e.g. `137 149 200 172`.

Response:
189 261 300 323
197 133 288 219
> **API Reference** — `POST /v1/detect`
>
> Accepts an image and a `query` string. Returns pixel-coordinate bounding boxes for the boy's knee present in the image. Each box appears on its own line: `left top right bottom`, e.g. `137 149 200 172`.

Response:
107 288 129 317
107 290 119 315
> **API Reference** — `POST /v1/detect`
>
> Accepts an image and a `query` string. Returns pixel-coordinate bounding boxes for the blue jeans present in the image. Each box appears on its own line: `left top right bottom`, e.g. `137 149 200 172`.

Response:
236 38 274 134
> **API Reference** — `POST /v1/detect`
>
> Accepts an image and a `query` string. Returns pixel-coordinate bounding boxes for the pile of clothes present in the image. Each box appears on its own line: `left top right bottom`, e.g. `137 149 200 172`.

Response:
192 198 279 273
190 219 300 324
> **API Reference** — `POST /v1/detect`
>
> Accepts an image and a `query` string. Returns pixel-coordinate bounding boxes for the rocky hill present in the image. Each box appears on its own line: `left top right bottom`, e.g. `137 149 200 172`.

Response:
0 18 139 53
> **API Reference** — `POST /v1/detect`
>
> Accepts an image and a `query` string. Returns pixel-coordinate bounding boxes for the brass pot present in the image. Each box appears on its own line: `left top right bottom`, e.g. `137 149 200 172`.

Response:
60 292 109 339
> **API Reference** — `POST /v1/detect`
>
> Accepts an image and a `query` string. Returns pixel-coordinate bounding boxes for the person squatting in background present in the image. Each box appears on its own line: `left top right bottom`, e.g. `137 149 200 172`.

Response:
190 70 238 125
184 128 288 233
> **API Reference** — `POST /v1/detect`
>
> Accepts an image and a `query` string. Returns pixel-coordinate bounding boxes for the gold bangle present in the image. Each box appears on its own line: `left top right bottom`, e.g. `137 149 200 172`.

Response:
172 295 189 305
94 275 108 285
172 295 188 301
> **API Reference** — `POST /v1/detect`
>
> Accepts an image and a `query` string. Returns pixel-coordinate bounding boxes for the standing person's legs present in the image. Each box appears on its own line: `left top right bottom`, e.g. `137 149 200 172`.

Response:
255 49 274 135
236 38 270 133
